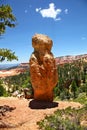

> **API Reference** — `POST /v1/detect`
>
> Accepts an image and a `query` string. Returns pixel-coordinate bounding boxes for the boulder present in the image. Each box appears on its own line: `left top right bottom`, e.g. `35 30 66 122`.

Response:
23 88 33 99
12 90 19 97
29 34 58 101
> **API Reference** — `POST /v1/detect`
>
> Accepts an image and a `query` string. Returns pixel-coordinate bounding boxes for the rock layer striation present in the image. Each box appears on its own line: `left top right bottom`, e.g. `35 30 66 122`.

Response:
29 34 58 101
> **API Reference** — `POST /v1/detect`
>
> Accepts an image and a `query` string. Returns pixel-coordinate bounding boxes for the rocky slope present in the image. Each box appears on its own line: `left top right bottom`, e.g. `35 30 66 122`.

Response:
0 63 29 78
55 54 87 65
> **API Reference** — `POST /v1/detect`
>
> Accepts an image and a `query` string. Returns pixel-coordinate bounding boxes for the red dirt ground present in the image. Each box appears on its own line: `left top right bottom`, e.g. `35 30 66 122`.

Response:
0 97 82 130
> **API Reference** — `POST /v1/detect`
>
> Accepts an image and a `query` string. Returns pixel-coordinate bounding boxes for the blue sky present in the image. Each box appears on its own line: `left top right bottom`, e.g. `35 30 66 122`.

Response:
0 0 87 63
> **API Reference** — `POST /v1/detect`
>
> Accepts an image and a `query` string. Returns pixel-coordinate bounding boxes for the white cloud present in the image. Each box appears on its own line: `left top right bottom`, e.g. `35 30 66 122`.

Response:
55 17 61 21
64 9 68 14
36 8 41 12
36 3 62 21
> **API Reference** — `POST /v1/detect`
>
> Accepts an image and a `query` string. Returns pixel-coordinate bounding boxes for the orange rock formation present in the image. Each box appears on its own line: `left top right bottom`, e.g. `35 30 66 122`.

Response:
29 34 58 101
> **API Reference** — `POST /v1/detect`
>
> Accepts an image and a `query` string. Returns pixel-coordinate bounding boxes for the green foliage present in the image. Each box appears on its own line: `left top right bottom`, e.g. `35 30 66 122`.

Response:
37 105 87 130
0 79 3 84
0 48 18 62
0 4 16 35
0 5 18 62
71 80 77 98
54 60 87 100
81 83 87 94
0 79 9 96
59 88 70 100
0 84 5 96
74 93 87 104
3 71 32 94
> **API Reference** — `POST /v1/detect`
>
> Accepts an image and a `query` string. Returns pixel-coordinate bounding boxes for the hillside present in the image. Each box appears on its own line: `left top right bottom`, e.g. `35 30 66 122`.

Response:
55 54 87 65
0 54 87 78
0 63 29 78
0 54 87 130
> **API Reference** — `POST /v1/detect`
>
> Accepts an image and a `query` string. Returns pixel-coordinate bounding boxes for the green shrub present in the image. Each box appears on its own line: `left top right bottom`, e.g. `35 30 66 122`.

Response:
0 84 6 96
74 92 87 104
37 106 87 130
59 88 70 100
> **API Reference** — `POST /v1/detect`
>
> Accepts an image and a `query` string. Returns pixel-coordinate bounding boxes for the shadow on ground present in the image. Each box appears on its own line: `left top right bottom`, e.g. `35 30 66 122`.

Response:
29 99 58 109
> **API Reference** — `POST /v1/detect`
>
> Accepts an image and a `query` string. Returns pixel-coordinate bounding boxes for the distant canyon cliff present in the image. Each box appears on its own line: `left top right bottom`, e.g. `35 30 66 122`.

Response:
0 54 87 78
55 54 87 65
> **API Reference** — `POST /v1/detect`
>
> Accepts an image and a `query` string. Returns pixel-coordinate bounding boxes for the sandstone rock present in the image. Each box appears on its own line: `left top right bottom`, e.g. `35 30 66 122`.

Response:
29 34 58 101
12 90 19 97
23 88 33 99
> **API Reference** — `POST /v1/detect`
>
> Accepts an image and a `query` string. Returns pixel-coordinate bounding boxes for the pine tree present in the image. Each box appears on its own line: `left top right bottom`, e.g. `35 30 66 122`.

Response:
71 80 77 98
0 48 18 62
0 4 18 62
0 4 16 35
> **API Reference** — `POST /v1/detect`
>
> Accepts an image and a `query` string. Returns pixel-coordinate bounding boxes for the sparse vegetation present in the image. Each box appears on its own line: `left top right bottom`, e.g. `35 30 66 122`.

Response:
1 71 32 95
37 104 87 130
